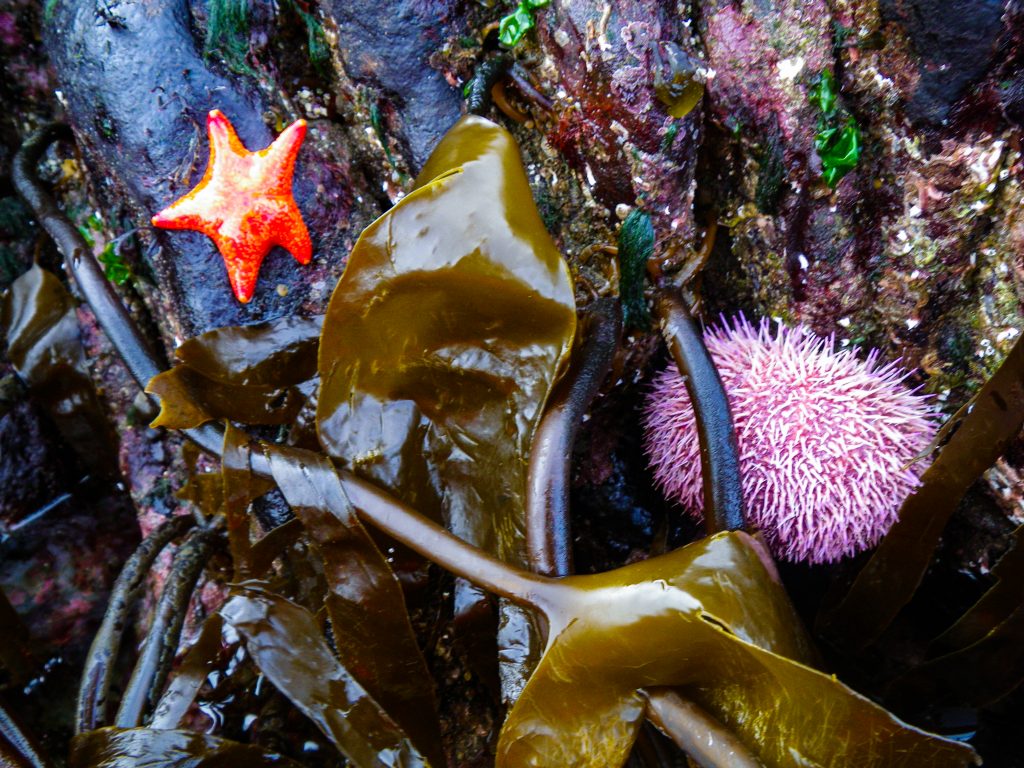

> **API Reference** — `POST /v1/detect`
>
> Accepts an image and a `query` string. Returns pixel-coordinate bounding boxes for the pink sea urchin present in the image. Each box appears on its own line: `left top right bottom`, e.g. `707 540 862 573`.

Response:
642 315 937 564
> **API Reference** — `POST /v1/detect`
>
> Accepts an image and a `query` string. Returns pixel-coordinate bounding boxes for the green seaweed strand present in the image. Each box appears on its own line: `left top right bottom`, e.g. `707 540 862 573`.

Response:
808 70 861 188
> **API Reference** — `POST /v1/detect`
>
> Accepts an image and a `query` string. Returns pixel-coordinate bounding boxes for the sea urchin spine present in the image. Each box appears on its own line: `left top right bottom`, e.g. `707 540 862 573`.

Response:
643 315 937 564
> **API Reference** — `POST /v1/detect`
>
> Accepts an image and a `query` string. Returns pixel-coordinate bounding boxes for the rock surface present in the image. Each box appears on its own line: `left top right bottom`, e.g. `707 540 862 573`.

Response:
0 0 1021 764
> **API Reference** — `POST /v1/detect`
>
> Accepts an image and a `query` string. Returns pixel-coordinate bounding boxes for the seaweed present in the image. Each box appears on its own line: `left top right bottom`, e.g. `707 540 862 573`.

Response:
114 527 221 727
69 728 302 768
203 0 256 78
264 446 443 765
655 292 744 534
146 316 321 429
0 265 119 479
819 333 1024 649
498 0 550 48
315 115 576 572
76 516 196 734
11 116 996 768
221 584 429 766
808 70 861 188
617 210 654 330
525 298 620 576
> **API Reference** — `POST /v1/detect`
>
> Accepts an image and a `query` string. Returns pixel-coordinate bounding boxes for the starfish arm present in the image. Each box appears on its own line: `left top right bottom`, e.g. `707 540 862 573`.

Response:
151 190 218 235
208 109 249 162
260 119 306 194
213 221 272 304
274 201 313 265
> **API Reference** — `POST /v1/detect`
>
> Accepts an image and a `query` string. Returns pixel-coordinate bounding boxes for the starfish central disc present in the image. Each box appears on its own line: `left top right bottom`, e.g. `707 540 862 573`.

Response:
151 110 312 303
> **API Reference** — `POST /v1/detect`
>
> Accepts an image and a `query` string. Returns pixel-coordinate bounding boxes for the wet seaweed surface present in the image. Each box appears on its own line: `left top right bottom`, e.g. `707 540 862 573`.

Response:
1 1 1024 767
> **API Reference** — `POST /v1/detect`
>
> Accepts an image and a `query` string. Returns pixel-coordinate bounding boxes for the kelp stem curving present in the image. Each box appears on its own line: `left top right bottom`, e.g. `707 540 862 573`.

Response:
643 689 763 768
76 515 195 734
114 526 221 728
655 290 744 533
0 700 52 768
12 125 165 393
526 297 620 576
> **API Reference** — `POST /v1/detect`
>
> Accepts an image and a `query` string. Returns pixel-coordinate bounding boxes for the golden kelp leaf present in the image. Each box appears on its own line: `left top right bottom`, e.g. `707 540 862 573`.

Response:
316 115 576 566
221 583 429 767
499 532 977 768
264 444 443 766
146 316 320 428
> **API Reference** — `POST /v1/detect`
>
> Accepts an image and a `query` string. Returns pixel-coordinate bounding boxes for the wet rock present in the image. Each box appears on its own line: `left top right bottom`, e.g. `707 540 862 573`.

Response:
536 0 703 269
45 0 377 337
698 0 837 308
324 0 465 173
0 399 74 530
880 0 1006 126
0 472 139 753
697 0 1024 413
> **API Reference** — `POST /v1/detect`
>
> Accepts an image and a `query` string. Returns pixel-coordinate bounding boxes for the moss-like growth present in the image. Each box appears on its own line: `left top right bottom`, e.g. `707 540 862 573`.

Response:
283 0 329 74
498 0 550 48
204 0 256 77
755 136 786 215
617 210 653 330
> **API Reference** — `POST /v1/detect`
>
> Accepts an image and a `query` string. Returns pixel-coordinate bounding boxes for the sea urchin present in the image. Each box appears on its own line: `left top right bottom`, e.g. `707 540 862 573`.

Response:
643 315 937 564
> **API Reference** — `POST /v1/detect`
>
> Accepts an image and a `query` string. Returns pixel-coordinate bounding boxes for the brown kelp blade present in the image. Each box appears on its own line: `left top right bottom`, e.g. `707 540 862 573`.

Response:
932 523 1024 655
69 727 303 768
315 114 576 568
498 532 978 768
221 583 428 767
264 445 443 766
886 603 1024 712
0 264 118 477
883 524 1024 711
173 316 322 386
314 113 577 692
147 316 321 429
818 334 1024 649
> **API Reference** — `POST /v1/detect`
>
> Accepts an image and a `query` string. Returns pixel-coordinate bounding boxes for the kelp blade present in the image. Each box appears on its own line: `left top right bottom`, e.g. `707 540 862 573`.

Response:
149 614 225 730
147 366 313 428
173 316 321 386
818 334 1024 649
220 583 428 768
315 114 576 566
264 445 443 766
886 602 1024 712
146 316 321 428
0 264 117 477
883 524 1024 711
69 727 302 767
498 532 977 768
932 523 1024 654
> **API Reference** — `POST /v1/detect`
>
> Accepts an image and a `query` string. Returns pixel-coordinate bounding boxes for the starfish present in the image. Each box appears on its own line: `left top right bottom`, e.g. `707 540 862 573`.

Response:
152 110 312 303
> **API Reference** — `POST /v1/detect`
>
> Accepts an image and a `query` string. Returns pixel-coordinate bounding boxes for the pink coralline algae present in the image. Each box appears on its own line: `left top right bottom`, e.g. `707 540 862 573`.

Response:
643 315 937 564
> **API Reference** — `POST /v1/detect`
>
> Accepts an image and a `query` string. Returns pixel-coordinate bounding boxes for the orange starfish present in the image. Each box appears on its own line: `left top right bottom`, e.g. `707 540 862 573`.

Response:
152 110 312 303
